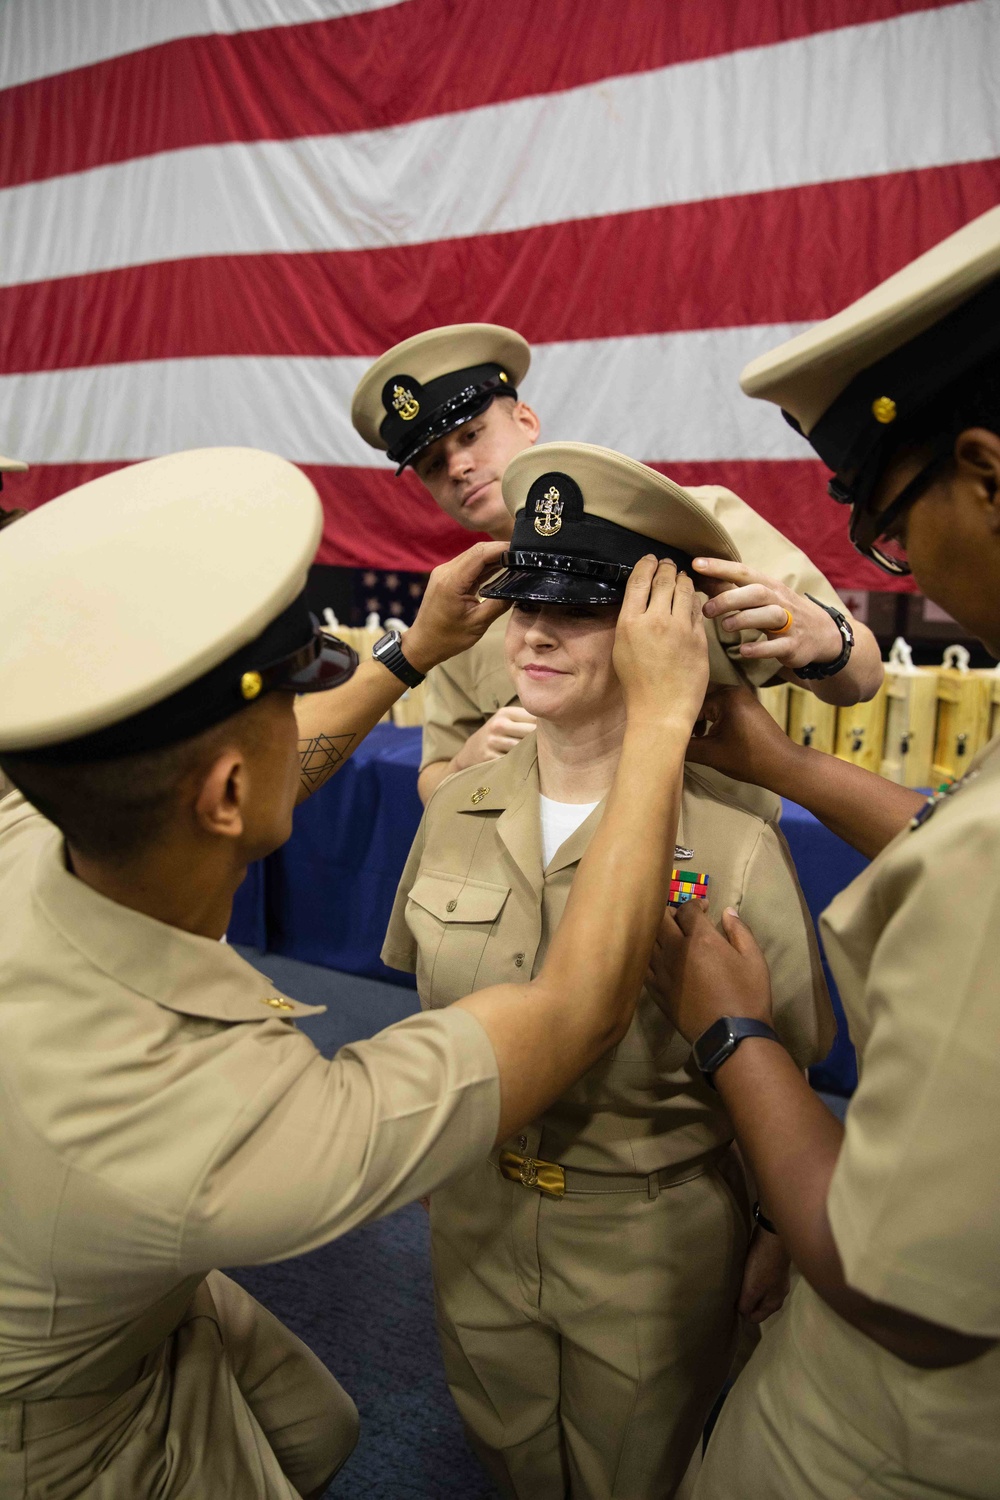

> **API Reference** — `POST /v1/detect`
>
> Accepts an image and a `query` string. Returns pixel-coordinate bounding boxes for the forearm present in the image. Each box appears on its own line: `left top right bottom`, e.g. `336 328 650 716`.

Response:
458 718 690 1137
417 760 454 804
294 660 405 801
785 623 884 707
751 741 924 859
715 1040 993 1367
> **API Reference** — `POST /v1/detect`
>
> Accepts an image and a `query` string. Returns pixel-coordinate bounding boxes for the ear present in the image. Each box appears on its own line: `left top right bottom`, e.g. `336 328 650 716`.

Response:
192 748 247 840
512 401 541 445
953 427 1000 527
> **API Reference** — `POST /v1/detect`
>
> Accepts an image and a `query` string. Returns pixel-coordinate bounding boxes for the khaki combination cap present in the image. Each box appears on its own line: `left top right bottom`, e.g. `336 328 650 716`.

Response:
0 448 357 760
351 323 530 472
480 441 739 606
0 452 28 473
739 205 1000 502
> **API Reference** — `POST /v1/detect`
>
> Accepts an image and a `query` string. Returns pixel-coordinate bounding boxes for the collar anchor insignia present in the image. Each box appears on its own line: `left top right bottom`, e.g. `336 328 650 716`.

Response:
534 485 563 537
392 384 420 421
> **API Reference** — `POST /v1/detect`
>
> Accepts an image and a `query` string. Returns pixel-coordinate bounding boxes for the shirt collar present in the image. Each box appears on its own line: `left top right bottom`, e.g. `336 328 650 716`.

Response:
31 820 323 1024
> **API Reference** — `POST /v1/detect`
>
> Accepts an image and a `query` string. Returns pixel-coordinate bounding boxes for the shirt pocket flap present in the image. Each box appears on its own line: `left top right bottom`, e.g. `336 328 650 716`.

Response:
408 873 510 923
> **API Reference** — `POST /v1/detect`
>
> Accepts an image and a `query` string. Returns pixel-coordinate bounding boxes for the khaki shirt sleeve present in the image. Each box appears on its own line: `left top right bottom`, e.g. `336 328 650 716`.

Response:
381 813 426 973
736 820 836 1068
420 658 490 771
826 827 1000 1337
179 1004 499 1270
690 486 855 689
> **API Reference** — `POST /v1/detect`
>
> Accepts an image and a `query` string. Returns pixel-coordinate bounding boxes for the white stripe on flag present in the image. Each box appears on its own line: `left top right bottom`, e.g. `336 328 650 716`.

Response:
0 325 811 467
0 0 411 90
2 2 995 288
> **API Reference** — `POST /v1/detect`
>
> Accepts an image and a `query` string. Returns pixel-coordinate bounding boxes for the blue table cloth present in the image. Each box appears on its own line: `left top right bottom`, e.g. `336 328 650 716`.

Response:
229 724 865 1092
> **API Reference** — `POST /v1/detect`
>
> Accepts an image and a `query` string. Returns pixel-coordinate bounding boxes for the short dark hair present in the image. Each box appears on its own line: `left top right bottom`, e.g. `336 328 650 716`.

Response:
0 710 262 863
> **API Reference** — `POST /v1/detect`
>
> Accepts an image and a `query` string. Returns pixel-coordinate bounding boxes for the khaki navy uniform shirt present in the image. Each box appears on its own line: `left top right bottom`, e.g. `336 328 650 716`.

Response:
823 735 1000 1338
0 796 499 1411
384 734 835 1175
420 487 855 773
697 738 1000 1500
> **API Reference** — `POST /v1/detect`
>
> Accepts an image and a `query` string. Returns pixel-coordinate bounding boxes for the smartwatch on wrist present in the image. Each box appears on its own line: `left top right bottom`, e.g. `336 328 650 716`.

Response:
794 594 854 680
753 1201 778 1235
691 1016 781 1089
372 630 425 690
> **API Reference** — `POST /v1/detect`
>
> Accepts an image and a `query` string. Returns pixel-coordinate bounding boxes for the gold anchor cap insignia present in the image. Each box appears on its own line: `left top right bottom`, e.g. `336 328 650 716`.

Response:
471 785 490 804
872 395 897 424
392 383 420 421
534 485 563 537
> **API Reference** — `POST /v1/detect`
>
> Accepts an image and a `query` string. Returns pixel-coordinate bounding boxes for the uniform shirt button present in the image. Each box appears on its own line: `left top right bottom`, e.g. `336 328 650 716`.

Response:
446 899 457 912
513 952 525 967
518 1135 528 1152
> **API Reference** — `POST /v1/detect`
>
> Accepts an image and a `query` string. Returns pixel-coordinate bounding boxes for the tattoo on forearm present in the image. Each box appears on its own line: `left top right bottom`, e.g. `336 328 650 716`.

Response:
298 733 356 791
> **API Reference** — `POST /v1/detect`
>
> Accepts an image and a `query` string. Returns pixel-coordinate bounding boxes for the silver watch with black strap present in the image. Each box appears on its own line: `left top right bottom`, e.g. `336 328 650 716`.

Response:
795 594 854 680
372 630 425 690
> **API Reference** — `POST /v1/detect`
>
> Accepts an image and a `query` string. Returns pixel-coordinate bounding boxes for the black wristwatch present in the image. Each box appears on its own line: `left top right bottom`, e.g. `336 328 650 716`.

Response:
753 1201 778 1235
691 1016 781 1089
795 594 854 680
372 630 425 689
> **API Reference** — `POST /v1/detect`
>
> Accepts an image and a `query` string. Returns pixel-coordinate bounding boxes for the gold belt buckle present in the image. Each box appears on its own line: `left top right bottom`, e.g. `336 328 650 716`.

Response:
499 1150 565 1199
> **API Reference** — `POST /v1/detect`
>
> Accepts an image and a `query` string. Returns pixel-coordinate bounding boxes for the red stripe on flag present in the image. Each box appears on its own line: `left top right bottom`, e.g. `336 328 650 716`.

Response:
12 458 912 589
4 162 997 373
12 461 485 571
0 0 966 189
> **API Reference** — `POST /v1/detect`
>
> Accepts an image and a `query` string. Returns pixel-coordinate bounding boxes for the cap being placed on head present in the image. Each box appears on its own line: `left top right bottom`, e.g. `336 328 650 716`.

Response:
480 442 740 606
351 323 530 473
739 205 1000 521
0 448 358 764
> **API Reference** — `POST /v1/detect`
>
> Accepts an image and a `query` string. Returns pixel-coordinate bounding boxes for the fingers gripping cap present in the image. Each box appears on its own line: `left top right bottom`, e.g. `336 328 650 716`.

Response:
0 448 355 758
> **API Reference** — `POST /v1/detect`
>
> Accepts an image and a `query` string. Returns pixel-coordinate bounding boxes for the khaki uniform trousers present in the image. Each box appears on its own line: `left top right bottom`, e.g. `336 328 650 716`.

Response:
0 1272 359 1500
429 1151 750 1500
695 1279 1000 1500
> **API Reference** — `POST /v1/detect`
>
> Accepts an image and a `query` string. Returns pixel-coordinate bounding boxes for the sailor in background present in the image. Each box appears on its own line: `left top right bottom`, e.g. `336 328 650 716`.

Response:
652 205 1000 1499
350 324 883 805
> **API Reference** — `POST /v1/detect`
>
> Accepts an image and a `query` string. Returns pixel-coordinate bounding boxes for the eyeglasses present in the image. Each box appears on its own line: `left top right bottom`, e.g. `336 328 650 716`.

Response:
837 451 951 577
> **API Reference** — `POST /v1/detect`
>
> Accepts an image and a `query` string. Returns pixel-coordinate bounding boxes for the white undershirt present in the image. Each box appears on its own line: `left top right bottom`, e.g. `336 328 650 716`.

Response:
539 795 600 869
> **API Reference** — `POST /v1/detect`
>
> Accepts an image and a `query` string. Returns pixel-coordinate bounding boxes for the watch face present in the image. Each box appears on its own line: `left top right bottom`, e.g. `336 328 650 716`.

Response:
693 1016 736 1074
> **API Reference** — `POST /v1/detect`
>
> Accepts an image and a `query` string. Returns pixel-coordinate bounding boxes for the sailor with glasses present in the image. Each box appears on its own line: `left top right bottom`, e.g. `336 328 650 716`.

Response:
648 205 1000 1500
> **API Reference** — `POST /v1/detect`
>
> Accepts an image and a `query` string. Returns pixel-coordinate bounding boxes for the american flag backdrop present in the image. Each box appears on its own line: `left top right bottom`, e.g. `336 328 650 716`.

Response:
1 0 998 592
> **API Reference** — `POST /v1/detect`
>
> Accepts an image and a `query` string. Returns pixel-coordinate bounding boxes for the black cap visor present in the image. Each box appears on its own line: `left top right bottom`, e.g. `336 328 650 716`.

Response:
272 627 359 694
482 550 668 606
384 371 516 473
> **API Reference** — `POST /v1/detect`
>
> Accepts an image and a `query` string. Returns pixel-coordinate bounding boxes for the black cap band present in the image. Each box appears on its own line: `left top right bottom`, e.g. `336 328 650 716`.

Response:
18 594 358 764
800 274 1000 510
379 364 516 471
